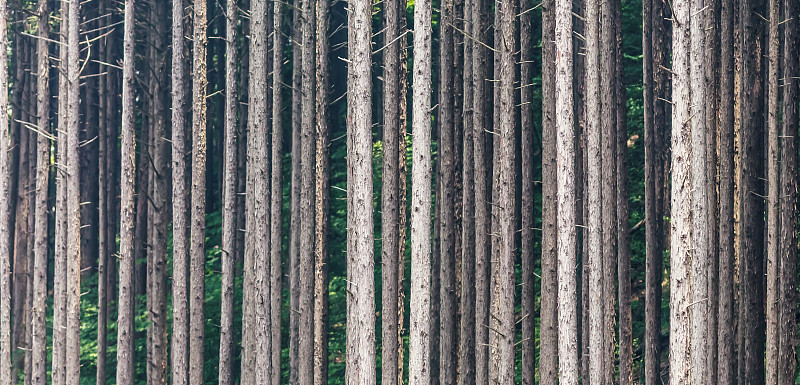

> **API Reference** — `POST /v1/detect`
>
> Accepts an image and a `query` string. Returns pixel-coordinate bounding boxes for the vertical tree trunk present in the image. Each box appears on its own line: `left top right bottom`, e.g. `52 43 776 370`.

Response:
289 3 303 383
705 2 720 383
764 0 780 381
382 0 403 383
31 0 49 382
716 0 735 382
459 0 476 382
171 0 190 383
410 0 432 380
669 0 692 381
555 0 576 383
490 0 516 383
242 0 271 381
117 0 137 383
438 1 457 383
778 0 798 380
737 0 766 382
0 0 11 381
96 1 109 383
346 0 376 383
313 1 330 384
519 0 534 381
540 0 558 379
299 0 316 381
396 10 409 384
271 0 286 383
189 0 209 379
219 0 239 383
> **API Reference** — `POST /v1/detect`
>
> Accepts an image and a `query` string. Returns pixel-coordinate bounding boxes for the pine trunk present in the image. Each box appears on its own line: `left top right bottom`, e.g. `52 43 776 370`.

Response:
271 0 286 383
0 0 11 381
289 3 303 383
765 0 780 381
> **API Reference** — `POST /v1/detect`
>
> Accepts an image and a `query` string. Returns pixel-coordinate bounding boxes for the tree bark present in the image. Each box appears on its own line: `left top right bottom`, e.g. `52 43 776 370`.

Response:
410 0 432 381
290 3 303 383
271 0 286 383
189 0 209 379
519 0 534 381
765 0 780 381
778 0 798 381
716 0 735 382
313 1 330 384
346 0 376 383
31 1 49 382
171 0 190 383
219 0 239 383
0 0 11 381
705 2 720 383
438 1 457 383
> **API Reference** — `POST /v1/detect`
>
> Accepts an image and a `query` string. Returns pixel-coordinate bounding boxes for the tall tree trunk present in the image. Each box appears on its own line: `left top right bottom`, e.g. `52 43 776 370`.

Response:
271 0 286 383
778 0 798 381
189 0 209 379
410 0 432 381
171 0 190 383
31 0 49 382
0 0 11 381
459 0 476 382
555 0 576 383
299 0 316 381
540 0 558 379
737 0 766 382
242 0 271 381
519 0 534 381
705 2 720 383
490 0 516 383
716 0 735 382
346 0 376 383
219 0 239 383
96 1 109 382
313 1 330 384
289 3 303 383
472 0 491 381
382 0 404 382
438 1 457 383
764 0 780 381
670 0 692 381
117 0 137 383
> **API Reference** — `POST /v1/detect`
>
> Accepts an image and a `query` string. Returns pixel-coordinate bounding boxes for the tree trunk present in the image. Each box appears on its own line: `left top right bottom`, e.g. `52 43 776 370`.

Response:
299 0 316 381
765 0 780 381
519 0 534 381
96 1 110 383
171 0 190 383
117 0 137 383
289 3 303 383
705 2 720 383
716 0 735 382
346 0 376 383
669 0 692 381
313 1 330 384
0 0 11 381
189 0 209 379
778 0 798 381
410 0 432 381
382 0 404 382
438 1 457 383
271 0 286 383
219 0 239 383
31 0 49 382
540 0 558 379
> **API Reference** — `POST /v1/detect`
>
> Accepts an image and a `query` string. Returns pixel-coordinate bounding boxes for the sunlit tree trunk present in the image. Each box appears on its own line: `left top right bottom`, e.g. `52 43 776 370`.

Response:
0 0 11 381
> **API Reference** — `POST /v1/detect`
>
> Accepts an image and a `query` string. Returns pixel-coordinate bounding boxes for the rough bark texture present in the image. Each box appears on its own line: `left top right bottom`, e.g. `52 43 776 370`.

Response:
555 0 576 382
299 0 316 382
716 0 735 382
117 0 137 382
290 3 303 383
96 1 109 383
519 0 534 382
764 0 780 382
271 0 286 383
410 0 432 381
778 0 798 381
459 0 476 382
313 1 330 384
737 0 766 383
382 0 404 383
30 1 49 383
540 0 558 380
669 0 692 381
0 0 10 382
705 2 720 383
219 0 239 383
346 0 376 384
438 1 457 383
189 0 209 380
171 0 190 383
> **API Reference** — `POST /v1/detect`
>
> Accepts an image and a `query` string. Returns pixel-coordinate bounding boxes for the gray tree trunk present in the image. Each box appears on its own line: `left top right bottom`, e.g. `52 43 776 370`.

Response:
289 4 303 383
519 0 534 382
346 0 376 383
271 0 286 383
410 0 432 381
0 0 10 381
765 0 780 381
